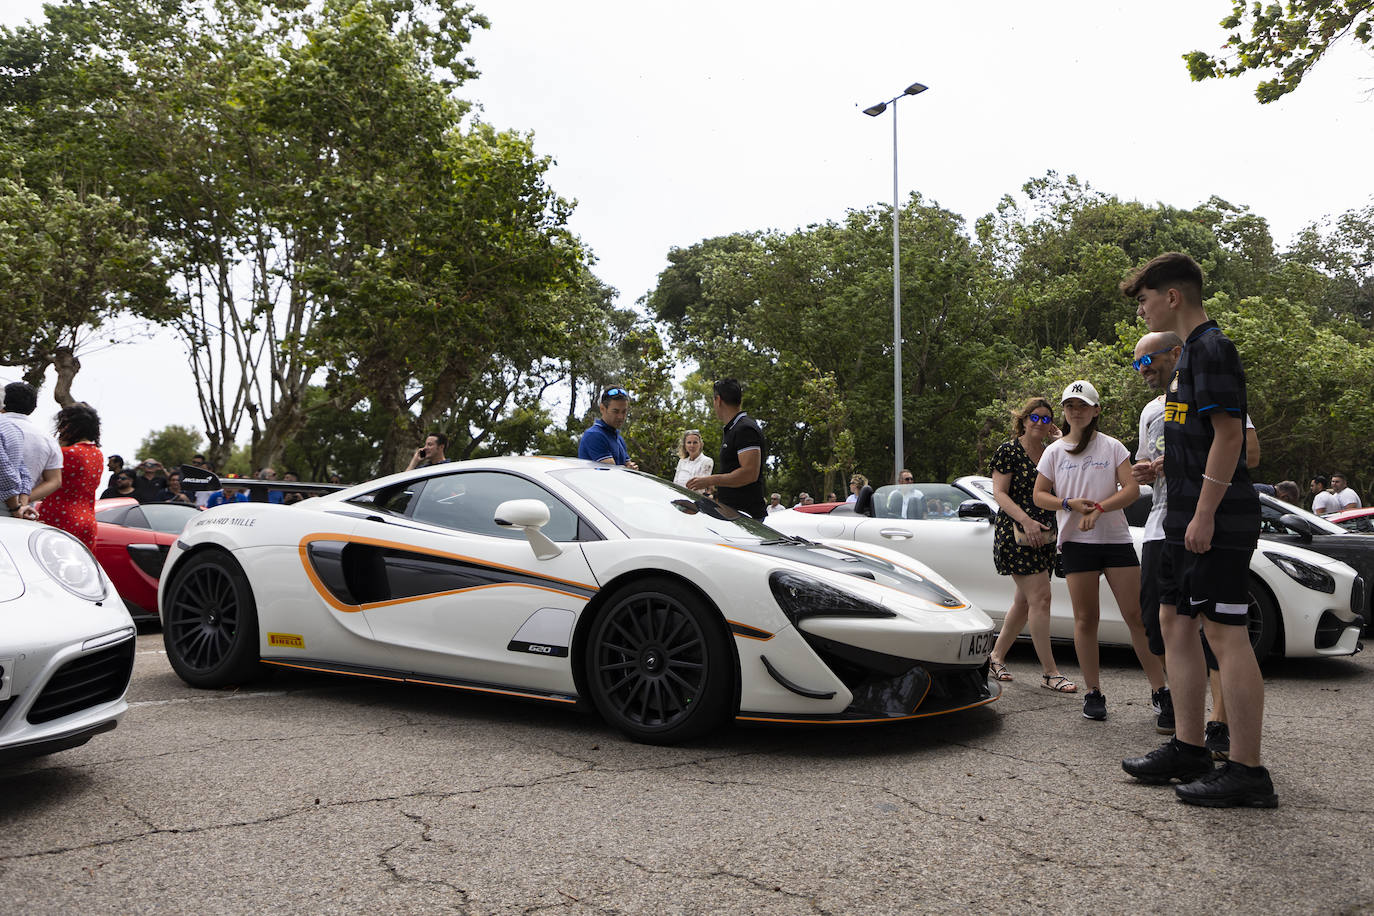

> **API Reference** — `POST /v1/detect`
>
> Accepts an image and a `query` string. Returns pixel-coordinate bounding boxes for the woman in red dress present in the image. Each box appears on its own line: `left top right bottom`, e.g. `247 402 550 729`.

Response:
38 404 103 550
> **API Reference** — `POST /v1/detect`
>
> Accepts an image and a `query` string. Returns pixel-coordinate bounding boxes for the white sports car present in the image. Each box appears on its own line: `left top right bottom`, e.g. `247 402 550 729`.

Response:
0 519 137 764
768 477 1366 661
158 458 999 744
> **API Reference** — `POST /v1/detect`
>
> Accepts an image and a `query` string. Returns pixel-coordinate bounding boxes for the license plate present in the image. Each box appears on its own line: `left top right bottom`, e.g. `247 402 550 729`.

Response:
960 630 995 661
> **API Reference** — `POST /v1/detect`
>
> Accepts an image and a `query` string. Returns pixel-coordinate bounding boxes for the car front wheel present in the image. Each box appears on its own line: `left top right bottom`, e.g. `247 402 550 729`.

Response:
1247 578 1279 661
163 551 261 687
584 578 732 744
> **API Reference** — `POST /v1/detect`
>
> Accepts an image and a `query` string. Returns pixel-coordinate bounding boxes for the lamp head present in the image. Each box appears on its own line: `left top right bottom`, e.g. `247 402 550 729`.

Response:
903 82 928 96
862 102 887 117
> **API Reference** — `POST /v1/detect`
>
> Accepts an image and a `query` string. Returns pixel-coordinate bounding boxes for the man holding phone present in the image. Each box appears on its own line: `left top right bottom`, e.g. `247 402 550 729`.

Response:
405 432 449 470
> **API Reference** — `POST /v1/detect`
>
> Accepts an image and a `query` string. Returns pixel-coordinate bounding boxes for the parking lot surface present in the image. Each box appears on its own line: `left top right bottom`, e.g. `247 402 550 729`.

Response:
2 632 1373 914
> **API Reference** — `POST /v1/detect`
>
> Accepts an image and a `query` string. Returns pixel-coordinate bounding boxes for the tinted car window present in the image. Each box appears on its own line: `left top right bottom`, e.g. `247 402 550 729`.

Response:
409 472 580 542
139 503 201 534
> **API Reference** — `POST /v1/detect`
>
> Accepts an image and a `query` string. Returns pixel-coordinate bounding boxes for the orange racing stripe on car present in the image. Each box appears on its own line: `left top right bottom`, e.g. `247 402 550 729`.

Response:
735 690 999 724
298 532 598 614
727 620 774 640
261 659 579 703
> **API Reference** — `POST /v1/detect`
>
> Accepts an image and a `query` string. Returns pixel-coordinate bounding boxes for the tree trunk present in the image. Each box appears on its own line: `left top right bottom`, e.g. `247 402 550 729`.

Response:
52 347 81 407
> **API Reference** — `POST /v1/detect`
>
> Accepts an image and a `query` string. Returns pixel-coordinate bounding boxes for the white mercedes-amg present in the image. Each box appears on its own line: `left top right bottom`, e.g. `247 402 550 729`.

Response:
158 458 999 744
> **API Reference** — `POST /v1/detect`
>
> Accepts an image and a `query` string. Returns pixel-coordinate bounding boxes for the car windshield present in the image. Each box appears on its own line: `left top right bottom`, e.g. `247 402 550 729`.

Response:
1261 495 1346 536
554 467 780 542
870 483 973 520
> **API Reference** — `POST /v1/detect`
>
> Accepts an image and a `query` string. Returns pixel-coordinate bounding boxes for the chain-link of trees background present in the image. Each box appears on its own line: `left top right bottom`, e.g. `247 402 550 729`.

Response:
3 0 1371 500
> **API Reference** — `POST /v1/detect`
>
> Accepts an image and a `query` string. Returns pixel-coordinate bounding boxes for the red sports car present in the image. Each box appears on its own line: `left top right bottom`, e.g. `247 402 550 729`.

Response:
92 498 202 622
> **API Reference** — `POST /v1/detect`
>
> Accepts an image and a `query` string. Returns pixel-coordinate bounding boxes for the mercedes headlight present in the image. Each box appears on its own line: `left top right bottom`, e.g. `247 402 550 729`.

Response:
769 571 896 625
29 527 107 602
1263 551 1335 594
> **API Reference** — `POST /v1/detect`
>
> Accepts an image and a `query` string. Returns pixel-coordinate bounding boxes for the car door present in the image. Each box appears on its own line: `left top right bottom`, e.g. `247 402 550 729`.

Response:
348 470 599 694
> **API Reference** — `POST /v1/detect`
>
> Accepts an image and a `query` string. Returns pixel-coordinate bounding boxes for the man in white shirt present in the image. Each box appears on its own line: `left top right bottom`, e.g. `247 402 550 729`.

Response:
1331 473 1361 511
1311 476 1341 516
1 382 62 504
765 493 784 514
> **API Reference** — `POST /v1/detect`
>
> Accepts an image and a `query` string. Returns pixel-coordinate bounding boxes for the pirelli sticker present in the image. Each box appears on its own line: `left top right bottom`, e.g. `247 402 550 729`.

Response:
267 632 306 649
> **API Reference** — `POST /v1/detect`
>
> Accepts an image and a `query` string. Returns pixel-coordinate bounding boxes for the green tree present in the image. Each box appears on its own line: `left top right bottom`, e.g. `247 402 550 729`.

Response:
136 424 204 468
0 176 176 404
1185 0 1374 103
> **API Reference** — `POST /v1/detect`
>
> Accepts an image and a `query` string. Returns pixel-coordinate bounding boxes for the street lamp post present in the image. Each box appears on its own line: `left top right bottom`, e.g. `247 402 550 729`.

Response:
863 81 927 482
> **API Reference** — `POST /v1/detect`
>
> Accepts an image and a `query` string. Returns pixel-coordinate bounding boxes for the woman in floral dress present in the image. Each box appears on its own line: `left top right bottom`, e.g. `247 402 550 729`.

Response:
985 397 1074 692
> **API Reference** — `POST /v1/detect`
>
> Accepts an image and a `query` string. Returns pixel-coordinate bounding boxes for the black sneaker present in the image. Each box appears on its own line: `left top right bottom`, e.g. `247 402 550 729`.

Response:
1152 687 1175 735
1176 761 1278 808
1205 720 1230 760
1082 689 1106 720
1122 737 1214 784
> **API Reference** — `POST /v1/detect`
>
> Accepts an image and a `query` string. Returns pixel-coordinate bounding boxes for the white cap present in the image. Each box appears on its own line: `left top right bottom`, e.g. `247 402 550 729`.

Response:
1060 380 1101 406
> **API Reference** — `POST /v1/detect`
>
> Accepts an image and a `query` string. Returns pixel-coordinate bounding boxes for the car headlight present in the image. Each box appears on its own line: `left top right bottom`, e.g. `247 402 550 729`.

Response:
1263 551 1335 594
29 527 107 602
769 571 896 625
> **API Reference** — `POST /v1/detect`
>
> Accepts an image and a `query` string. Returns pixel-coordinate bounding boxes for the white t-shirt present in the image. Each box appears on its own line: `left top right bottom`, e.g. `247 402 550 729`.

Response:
673 454 713 490
1313 490 1342 515
1136 397 1167 542
2 412 62 481
1334 487 1361 510
765 503 784 515
1037 432 1132 547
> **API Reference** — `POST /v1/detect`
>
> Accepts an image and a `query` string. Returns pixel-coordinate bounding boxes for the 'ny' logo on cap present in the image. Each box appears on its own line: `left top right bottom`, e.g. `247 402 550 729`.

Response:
1071 383 1083 392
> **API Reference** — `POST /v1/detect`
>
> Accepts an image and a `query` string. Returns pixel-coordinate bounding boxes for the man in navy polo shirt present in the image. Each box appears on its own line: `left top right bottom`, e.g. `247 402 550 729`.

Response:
1120 252 1275 808
577 387 637 469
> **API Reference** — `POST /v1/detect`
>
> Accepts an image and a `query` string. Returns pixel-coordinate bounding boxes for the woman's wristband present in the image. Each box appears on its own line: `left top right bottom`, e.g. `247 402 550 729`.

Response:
1093 502 1105 514
1201 473 1231 487
1061 497 1070 511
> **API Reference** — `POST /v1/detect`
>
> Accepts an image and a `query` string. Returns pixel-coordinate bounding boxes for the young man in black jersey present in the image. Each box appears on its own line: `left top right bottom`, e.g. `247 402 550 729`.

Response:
1119 252 1276 808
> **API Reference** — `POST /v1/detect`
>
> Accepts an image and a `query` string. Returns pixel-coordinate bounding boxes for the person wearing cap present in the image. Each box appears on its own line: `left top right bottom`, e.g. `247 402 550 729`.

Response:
1033 379 1165 725
578 387 637 469
131 458 170 504
1120 251 1273 808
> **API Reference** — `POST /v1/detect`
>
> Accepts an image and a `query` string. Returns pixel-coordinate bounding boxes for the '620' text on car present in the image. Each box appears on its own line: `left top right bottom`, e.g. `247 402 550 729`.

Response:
158 458 999 744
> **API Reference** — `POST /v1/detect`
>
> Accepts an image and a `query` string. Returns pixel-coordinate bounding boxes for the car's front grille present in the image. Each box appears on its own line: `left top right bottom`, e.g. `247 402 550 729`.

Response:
27 638 135 725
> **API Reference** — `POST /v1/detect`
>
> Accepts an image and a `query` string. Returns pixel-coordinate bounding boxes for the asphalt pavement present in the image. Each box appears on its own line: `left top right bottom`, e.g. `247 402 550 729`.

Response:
2 632 1372 914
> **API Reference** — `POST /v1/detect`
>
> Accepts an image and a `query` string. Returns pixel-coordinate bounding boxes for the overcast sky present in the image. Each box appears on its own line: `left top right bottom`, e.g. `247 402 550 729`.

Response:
3 0 1372 463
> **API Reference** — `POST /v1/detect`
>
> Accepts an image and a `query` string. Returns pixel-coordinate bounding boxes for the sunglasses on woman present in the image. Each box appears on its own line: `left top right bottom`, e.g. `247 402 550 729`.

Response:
1027 414 1054 424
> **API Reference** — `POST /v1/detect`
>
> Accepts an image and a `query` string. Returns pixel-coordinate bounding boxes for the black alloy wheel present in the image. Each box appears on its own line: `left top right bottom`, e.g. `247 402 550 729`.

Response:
585 578 731 744
1246 579 1280 661
163 551 261 688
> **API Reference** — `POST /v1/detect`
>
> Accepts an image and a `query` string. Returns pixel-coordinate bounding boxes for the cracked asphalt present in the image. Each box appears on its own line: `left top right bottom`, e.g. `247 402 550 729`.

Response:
2 632 1373 914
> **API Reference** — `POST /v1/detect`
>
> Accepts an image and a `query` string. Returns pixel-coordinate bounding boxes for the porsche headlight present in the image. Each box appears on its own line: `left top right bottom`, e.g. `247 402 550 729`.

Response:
29 527 107 602
1263 551 1335 594
769 571 896 625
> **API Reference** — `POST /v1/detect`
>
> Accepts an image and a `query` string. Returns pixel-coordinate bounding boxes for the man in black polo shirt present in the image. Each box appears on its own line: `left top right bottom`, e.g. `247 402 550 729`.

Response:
686 378 766 518
1120 252 1275 808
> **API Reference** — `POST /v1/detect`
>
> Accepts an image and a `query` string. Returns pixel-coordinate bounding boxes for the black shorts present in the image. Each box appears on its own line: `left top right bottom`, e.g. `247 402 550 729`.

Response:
1158 542 1253 627
1060 540 1140 575
1139 539 1164 656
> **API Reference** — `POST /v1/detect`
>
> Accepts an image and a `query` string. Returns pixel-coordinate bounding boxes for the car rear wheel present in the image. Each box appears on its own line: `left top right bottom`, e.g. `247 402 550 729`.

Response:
1247 578 1279 661
163 551 261 687
584 578 732 744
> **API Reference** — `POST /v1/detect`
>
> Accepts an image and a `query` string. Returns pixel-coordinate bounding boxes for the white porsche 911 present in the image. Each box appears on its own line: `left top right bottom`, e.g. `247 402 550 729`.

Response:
1 519 136 764
768 477 1366 662
158 458 998 744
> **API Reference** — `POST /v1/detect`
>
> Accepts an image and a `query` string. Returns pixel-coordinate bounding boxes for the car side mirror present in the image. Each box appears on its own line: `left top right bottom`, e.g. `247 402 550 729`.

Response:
957 499 992 520
494 499 563 560
1278 512 1315 543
